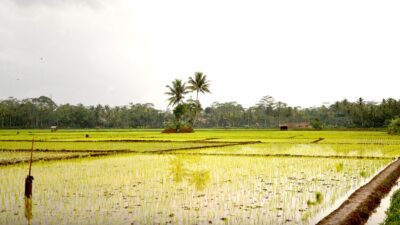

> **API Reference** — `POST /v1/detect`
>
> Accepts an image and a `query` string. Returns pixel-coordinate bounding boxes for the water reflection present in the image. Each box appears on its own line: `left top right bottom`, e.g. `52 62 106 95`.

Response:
169 155 211 191
169 156 188 183
24 197 33 225
189 170 210 191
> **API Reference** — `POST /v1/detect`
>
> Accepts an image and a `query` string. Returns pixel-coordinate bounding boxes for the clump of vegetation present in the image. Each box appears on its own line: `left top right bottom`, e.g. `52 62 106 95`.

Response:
335 163 344 172
188 170 210 191
383 189 400 225
163 72 210 133
360 171 368 178
311 119 323 130
388 118 400 135
307 192 323 206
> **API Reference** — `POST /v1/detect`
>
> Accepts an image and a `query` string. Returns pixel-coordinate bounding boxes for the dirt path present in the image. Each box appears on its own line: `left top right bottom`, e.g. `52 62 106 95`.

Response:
317 158 400 225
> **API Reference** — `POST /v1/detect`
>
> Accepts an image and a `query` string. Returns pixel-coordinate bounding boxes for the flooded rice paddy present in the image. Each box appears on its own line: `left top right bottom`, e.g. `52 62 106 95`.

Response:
0 154 390 225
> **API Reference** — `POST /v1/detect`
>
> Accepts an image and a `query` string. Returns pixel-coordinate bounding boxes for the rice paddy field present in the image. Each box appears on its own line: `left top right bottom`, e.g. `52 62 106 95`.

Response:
1 129 400 225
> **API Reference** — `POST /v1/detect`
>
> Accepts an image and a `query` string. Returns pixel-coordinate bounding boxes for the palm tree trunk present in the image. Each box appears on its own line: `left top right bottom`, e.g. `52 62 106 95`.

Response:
193 91 200 127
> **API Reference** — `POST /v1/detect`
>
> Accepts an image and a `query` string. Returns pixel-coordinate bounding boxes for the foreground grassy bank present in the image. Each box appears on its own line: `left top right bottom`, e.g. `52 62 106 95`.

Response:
383 189 400 225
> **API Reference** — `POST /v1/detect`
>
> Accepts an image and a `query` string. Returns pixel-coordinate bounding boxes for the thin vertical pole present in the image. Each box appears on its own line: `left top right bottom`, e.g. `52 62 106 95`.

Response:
29 138 34 176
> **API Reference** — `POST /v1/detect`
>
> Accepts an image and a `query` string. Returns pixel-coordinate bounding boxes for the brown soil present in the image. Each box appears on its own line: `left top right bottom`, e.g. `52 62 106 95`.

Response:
317 158 400 225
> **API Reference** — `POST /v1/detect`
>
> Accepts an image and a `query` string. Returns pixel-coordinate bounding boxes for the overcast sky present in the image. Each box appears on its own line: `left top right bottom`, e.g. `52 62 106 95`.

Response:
1 0 399 109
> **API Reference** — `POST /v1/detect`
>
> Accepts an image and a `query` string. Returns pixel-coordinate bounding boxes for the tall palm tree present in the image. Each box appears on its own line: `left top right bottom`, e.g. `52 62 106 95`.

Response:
188 72 211 101
165 79 188 106
187 72 211 126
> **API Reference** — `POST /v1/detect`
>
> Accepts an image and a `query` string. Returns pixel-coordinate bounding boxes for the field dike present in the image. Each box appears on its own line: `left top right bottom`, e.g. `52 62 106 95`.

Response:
0 141 261 165
0 152 110 166
164 152 394 160
317 158 400 225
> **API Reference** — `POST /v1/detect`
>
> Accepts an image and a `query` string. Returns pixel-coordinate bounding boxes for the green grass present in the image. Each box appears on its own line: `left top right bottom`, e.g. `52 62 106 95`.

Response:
383 189 400 225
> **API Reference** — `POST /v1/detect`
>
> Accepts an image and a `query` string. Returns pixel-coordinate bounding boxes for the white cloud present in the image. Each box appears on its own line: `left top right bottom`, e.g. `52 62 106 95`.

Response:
1 0 399 109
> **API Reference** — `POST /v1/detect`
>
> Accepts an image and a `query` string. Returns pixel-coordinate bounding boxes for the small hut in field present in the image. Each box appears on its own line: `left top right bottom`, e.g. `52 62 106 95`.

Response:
279 122 311 130
50 126 57 132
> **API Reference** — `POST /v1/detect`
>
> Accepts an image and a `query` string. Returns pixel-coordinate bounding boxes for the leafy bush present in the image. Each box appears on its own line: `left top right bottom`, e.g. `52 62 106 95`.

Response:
335 163 344 172
178 125 193 133
161 128 177 133
311 119 323 130
388 118 400 134
307 192 324 206
162 120 193 133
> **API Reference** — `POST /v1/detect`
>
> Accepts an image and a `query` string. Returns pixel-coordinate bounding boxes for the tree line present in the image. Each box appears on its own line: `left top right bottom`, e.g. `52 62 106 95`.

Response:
1 95 400 129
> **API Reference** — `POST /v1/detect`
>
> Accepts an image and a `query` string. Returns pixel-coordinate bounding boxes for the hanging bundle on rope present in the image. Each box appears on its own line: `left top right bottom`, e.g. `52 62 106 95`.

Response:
24 138 34 198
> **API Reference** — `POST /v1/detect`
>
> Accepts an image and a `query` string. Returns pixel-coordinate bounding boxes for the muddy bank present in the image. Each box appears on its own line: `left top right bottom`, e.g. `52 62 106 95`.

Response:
317 158 400 225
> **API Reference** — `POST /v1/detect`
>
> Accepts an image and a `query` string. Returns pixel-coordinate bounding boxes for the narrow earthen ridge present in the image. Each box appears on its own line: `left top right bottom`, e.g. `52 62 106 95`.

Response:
163 152 394 160
147 141 261 153
0 142 261 165
317 158 400 225
311 137 325 143
0 139 247 144
0 141 260 154
0 152 110 166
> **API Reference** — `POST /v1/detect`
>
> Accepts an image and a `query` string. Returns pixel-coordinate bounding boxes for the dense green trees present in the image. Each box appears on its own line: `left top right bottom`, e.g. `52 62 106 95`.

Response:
1 95 400 130
0 97 168 129
388 118 400 134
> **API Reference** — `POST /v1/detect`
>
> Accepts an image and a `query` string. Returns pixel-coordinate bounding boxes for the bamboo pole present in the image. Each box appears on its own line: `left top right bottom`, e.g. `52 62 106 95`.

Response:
25 138 34 198
29 138 34 176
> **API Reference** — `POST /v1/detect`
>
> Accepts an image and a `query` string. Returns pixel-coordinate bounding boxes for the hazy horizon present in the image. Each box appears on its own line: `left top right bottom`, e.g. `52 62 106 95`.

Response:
1 0 399 110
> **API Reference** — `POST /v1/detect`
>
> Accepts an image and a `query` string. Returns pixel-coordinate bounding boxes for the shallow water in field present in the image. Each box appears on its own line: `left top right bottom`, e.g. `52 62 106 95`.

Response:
0 154 390 225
